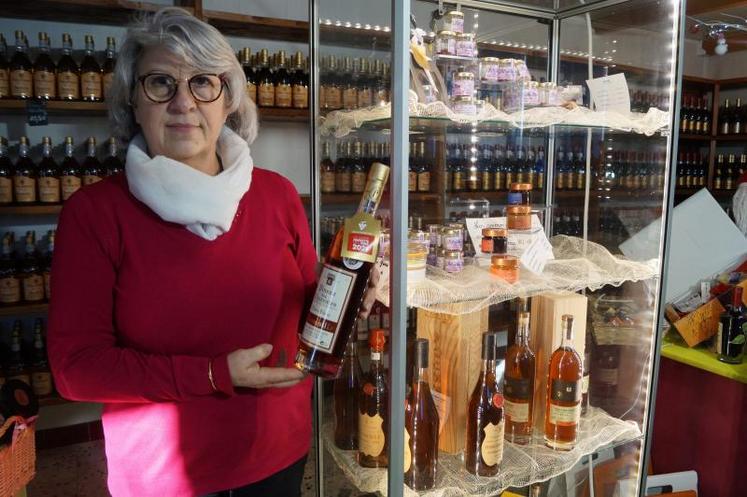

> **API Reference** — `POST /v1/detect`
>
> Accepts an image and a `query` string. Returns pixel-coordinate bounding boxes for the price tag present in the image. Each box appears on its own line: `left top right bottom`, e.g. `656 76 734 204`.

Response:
519 231 554 274
585 73 631 113
26 99 48 126
465 215 543 257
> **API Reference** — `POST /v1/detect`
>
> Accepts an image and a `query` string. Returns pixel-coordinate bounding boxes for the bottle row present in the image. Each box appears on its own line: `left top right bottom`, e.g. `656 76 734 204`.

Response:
713 152 747 190
675 151 708 189
679 95 711 135
629 90 670 114
718 98 747 136
0 136 124 205
333 312 587 490
0 31 116 101
0 230 55 306
0 318 54 399
319 55 391 111
239 48 309 109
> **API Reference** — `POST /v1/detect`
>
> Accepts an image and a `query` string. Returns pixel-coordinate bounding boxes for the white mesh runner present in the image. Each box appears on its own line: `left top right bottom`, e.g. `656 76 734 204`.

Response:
323 407 641 497
319 91 670 138
376 236 659 315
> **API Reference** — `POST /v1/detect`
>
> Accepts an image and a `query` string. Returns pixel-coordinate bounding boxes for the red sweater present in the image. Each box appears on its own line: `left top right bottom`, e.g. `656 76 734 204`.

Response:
48 169 317 497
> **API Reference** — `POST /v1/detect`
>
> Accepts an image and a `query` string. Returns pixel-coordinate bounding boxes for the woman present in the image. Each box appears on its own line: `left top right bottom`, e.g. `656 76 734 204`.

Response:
48 7 376 497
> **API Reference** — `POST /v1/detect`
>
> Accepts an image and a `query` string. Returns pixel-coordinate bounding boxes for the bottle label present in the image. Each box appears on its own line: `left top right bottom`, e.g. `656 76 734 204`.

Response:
44 271 51 300
342 213 381 263
58 71 80 99
23 274 45 302
408 171 417 191
9 374 31 387
343 88 358 110
275 84 292 108
103 72 114 98
549 403 580 426
418 172 431 192
582 374 590 394
14 176 36 202
81 72 102 99
404 428 412 473
292 85 308 109
301 264 357 353
31 371 53 396
246 82 257 102
598 367 618 386
0 68 9 98
357 89 372 108
481 172 493 191
336 172 351 192
359 412 386 458
321 171 336 193
494 172 504 190
34 71 57 98
551 379 581 403
10 70 32 97
83 175 102 186
0 277 21 304
504 399 530 423
39 177 61 203
351 172 366 193
258 83 275 106
325 87 342 109
61 175 82 200
0 177 12 203
481 420 505 466
453 172 464 190
504 377 531 400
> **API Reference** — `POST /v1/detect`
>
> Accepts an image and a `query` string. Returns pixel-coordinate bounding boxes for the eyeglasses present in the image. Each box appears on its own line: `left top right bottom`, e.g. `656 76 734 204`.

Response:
137 73 226 103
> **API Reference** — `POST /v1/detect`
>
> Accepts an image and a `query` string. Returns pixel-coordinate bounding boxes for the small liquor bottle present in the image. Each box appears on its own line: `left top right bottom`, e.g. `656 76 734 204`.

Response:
295 163 389 378
256 49 275 108
33 32 56 100
417 142 431 193
0 233 21 306
274 50 293 108
342 57 358 111
504 312 535 445
7 320 30 386
239 48 256 103
57 34 80 101
335 141 352 193
356 58 373 109
60 137 82 201
81 35 103 101
545 314 583 451
466 332 505 476
42 230 54 301
81 137 104 186
323 56 342 111
0 34 9 99
9 31 33 99
291 51 308 109
405 338 439 490
320 142 336 193
103 138 124 176
13 137 36 204
350 141 366 194
37 137 60 204
358 329 388 468
718 286 746 364
0 137 14 205
31 318 54 397
20 231 44 303
102 37 117 99
334 338 363 450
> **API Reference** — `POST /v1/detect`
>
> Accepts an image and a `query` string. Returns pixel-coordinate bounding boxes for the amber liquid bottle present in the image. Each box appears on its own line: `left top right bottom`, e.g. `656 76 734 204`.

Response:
0 137 14 205
238 47 256 103
256 49 274 108
0 34 9 99
60 136 81 201
57 34 80 101
102 37 117 99
404 338 439 490
9 31 33 99
334 338 363 450
545 314 583 451
466 332 505 476
81 137 103 186
504 311 535 445
13 137 36 204
37 136 61 204
20 231 44 303
81 35 102 101
291 51 308 109
295 163 389 378
358 329 388 468
320 141 336 193
33 32 56 100
103 137 124 176
0 233 21 306
7 321 30 386
31 318 53 397
273 51 293 108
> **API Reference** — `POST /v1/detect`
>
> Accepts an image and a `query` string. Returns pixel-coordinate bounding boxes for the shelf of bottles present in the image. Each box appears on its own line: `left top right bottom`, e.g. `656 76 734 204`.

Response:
0 230 54 314
1 316 58 404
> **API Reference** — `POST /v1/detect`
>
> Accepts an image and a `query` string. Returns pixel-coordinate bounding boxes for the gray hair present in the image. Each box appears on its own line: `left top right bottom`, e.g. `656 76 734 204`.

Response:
108 7 258 144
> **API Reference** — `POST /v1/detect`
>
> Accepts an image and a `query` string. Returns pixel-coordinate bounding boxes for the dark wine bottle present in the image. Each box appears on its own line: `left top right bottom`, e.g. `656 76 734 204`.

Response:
334 338 363 450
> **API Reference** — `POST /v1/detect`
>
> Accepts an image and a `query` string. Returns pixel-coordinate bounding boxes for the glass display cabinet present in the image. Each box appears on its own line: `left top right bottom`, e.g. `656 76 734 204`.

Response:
306 0 684 496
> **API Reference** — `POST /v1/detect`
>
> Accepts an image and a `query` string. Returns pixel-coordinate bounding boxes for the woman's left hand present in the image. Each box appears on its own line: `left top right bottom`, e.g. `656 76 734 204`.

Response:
358 265 380 320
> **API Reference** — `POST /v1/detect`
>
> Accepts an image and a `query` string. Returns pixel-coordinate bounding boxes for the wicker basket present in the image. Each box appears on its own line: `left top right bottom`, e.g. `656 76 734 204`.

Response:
0 416 36 497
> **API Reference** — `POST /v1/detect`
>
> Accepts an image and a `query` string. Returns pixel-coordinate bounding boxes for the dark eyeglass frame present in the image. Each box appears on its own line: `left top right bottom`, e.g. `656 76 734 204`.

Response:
137 72 226 104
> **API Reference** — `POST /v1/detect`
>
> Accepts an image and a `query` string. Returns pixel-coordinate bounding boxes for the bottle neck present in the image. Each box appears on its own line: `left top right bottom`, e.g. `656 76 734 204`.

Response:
65 143 74 158
87 143 96 157
413 366 430 386
481 358 496 383
62 40 72 55
108 142 117 157
15 38 26 53
39 40 50 53
561 326 574 347
18 144 29 157
42 144 52 158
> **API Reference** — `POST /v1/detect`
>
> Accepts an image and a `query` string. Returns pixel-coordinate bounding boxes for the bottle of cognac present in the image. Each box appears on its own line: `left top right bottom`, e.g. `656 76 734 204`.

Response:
13 137 36 204
33 32 56 100
38 136 60 204
334 338 363 450
404 338 439 490
504 311 535 445
466 332 505 476
57 34 80 101
545 314 583 451
358 329 388 468
295 162 389 378
31 318 53 397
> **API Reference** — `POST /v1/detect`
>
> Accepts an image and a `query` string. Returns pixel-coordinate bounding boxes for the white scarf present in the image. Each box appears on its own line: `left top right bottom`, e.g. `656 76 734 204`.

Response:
125 126 254 241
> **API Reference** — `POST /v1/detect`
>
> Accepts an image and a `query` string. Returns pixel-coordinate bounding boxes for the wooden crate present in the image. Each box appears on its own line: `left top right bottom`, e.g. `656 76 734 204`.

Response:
417 304 488 454
529 292 588 433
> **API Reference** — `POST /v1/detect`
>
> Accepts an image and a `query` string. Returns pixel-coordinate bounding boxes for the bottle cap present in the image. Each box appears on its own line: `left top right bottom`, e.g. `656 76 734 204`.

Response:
414 338 429 369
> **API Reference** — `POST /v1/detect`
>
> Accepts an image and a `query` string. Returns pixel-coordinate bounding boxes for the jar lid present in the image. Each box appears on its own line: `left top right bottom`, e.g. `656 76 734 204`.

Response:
447 222 463 228
482 228 508 237
437 30 456 36
407 242 428 257
427 223 442 230
453 96 474 103
510 182 533 191
457 33 474 40
441 227 460 235
445 250 463 259
446 10 464 17
456 71 475 79
491 254 519 269
507 205 532 215
481 57 500 63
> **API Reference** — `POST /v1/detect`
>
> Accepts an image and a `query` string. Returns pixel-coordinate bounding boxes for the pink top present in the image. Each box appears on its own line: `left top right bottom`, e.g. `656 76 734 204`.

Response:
48 169 317 496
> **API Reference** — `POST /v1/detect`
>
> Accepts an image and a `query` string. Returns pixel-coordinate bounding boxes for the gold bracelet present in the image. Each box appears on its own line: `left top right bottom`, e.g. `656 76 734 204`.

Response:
208 358 218 392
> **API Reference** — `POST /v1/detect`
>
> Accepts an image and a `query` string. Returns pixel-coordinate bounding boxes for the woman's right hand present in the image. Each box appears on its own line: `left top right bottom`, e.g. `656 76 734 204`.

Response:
227 344 306 389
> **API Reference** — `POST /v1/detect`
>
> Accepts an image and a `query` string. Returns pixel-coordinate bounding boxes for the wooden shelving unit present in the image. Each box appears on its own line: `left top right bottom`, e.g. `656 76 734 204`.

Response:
0 303 49 318
715 134 747 142
0 204 64 215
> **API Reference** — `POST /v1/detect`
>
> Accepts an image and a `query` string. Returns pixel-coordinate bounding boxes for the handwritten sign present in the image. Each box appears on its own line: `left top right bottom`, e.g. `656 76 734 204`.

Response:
26 99 48 126
585 73 630 113
519 232 554 274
